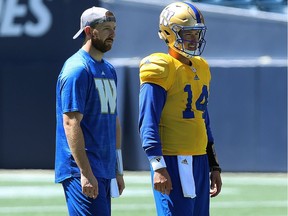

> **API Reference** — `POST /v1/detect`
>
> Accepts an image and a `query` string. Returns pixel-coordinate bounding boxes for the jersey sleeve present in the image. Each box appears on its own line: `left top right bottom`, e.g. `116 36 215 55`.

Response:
139 54 173 90
204 108 214 143
138 83 167 157
59 62 89 114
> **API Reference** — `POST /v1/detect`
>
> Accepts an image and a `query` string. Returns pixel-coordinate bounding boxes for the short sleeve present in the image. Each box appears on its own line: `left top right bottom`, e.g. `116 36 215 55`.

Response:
139 53 173 91
59 63 90 114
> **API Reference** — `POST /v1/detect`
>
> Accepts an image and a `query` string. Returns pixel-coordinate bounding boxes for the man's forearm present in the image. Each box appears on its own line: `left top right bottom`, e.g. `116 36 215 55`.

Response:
64 116 93 176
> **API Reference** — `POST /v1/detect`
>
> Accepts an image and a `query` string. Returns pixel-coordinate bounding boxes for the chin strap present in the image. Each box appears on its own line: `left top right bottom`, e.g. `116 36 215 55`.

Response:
206 142 222 173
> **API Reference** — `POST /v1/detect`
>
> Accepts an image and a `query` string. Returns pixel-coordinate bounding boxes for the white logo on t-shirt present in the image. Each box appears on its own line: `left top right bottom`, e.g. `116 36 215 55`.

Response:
94 79 116 114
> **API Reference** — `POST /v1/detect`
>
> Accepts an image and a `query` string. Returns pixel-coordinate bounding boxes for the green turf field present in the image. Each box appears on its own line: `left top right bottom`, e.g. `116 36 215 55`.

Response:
0 170 286 216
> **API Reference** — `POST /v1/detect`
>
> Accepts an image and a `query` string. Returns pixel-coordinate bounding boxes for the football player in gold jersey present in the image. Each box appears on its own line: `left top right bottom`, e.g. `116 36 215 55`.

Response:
139 2 222 215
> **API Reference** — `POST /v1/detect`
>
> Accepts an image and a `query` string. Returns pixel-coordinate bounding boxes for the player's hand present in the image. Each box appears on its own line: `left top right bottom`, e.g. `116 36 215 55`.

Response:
116 174 125 195
210 170 222 197
153 168 173 195
81 173 99 199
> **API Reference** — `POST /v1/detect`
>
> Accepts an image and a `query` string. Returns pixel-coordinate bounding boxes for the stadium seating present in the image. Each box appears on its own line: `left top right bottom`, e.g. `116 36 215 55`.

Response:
201 0 254 7
193 0 287 13
255 0 287 13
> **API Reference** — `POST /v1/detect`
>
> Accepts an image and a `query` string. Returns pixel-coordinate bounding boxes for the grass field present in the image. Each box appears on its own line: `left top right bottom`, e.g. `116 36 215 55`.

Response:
0 170 287 216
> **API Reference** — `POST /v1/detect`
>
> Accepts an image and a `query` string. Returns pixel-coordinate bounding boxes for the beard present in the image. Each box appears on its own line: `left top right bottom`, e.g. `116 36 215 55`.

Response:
91 36 113 53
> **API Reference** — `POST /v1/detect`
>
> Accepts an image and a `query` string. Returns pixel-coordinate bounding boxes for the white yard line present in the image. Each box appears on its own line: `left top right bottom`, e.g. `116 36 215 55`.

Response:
0 186 153 198
0 200 286 214
0 206 67 214
211 200 288 208
0 204 156 214
0 171 286 185
0 186 64 198
0 185 240 199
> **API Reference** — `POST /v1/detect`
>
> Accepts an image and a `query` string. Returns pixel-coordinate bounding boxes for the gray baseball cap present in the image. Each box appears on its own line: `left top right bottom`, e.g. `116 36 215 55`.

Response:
73 7 116 39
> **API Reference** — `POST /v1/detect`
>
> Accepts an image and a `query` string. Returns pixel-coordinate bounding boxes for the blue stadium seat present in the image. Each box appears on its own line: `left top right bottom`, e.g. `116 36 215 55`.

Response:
194 0 224 4
195 0 223 2
255 0 287 13
193 0 287 13
220 0 254 8
196 0 254 9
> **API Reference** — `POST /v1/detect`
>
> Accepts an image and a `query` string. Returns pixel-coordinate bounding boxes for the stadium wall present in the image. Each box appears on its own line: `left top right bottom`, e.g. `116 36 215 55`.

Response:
0 0 286 172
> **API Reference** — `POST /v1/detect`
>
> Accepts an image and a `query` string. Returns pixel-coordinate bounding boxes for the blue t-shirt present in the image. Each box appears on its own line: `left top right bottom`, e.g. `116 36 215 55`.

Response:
55 49 117 183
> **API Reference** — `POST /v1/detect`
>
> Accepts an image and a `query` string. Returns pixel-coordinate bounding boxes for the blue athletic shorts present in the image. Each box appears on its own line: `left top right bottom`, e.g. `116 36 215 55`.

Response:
62 177 111 216
151 155 210 216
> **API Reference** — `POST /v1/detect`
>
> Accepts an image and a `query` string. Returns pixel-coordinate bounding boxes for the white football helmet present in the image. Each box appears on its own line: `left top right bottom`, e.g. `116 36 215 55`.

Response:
158 2 207 57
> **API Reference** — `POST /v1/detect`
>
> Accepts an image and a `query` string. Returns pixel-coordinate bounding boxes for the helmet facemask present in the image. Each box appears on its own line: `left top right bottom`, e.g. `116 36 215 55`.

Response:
172 24 207 57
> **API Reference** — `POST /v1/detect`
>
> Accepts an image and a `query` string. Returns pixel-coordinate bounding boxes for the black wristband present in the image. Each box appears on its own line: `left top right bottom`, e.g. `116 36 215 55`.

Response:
206 142 221 171
210 166 222 173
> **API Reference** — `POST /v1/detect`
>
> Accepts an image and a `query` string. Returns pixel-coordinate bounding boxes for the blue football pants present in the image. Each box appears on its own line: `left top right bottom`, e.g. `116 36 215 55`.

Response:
62 177 111 216
151 155 210 216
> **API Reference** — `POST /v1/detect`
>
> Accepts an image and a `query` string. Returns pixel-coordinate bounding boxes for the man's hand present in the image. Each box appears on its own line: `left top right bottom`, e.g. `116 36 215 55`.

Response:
153 168 173 195
81 173 99 199
210 171 222 197
116 174 125 195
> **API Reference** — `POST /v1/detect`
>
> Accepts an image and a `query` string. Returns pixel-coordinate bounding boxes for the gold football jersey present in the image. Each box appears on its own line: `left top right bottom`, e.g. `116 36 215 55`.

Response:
140 53 211 155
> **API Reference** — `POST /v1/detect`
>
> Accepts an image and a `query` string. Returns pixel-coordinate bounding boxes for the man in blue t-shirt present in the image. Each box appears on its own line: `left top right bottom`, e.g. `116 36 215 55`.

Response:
55 6 125 216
